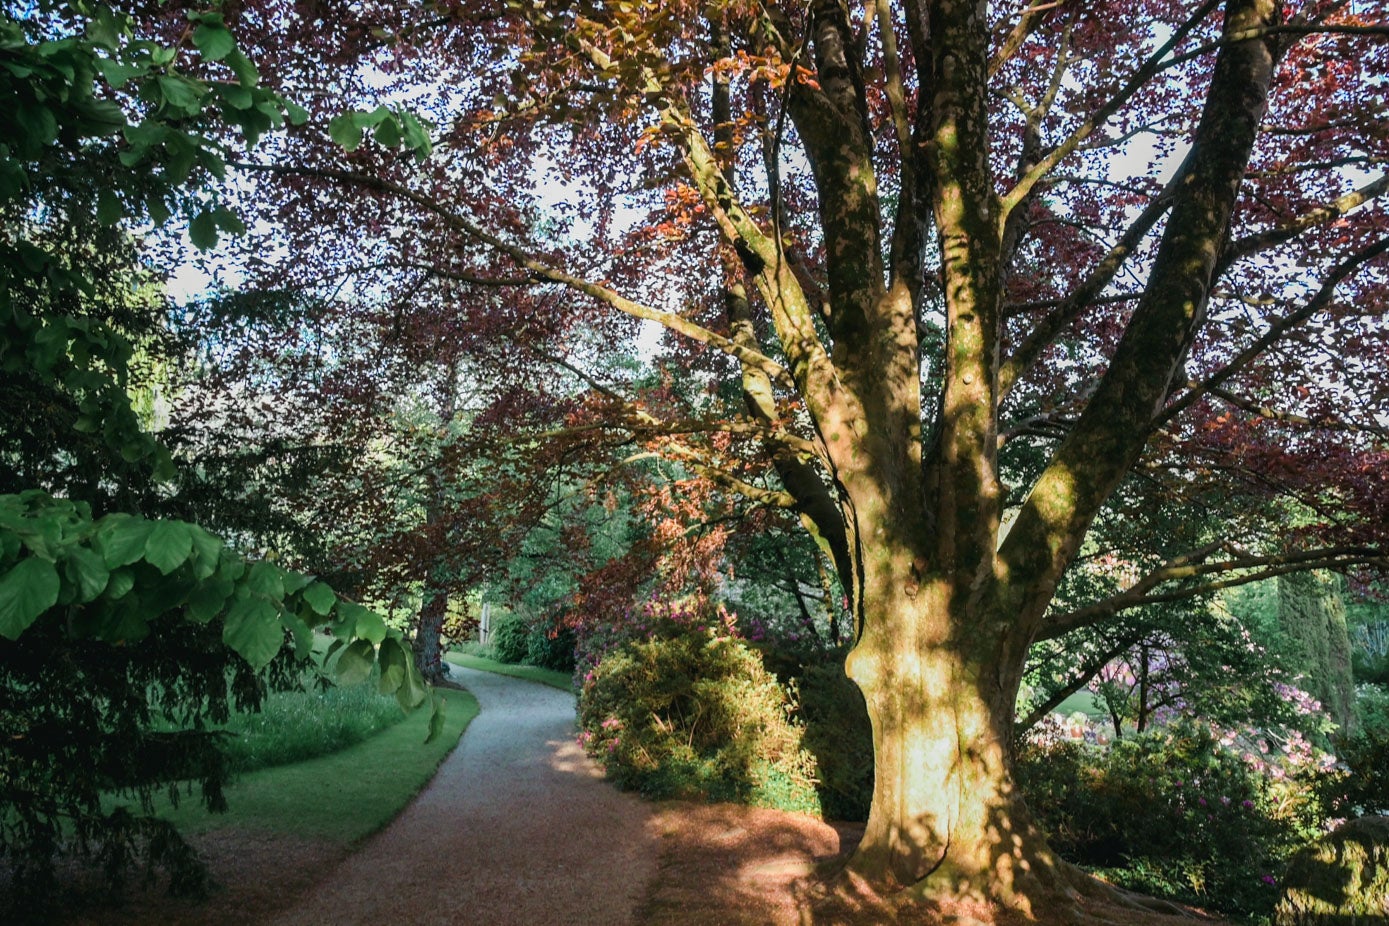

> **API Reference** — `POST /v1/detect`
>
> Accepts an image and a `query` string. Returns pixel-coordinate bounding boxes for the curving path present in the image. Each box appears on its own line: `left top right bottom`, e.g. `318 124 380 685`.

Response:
266 667 657 926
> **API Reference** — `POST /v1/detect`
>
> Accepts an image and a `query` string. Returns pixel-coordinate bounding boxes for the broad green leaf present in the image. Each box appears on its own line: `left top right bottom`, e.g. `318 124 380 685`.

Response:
354 106 392 128
0 556 60 639
105 566 135 600
223 595 283 669
65 547 109 602
335 638 375 686
245 560 284 598
98 58 146 89
302 581 336 616
377 637 408 695
396 653 428 711
373 116 401 148
280 570 311 596
284 100 309 125
95 515 154 568
189 209 218 249
186 578 232 623
423 695 445 743
187 526 223 580
157 76 204 116
339 600 386 644
192 23 235 61
213 205 245 235
282 610 313 660
328 113 362 151
144 520 193 574
225 48 258 86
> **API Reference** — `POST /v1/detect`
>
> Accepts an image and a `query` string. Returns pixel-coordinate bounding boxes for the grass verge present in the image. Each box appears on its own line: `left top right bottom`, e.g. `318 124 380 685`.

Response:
217 681 410 773
139 688 478 845
445 652 574 692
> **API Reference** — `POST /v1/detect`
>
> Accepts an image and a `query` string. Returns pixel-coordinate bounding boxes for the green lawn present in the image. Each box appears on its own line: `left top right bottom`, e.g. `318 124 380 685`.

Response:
1056 690 1106 719
445 652 575 692
136 688 477 844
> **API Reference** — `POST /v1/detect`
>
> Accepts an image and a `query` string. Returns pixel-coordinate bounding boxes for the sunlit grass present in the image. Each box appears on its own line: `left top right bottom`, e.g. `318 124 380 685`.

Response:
445 651 575 692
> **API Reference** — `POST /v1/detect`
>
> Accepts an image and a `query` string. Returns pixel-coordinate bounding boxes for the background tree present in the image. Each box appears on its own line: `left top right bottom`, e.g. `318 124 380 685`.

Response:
196 0 1388 917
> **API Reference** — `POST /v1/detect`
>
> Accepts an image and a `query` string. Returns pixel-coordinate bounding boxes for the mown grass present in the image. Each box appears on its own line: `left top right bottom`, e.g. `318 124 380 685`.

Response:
141 688 477 844
445 651 574 692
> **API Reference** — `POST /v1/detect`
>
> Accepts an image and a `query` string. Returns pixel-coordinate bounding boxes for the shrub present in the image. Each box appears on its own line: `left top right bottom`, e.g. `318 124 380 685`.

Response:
1017 720 1322 918
1274 815 1389 925
1320 727 1389 818
796 661 873 821
577 618 819 814
524 617 576 673
487 610 531 665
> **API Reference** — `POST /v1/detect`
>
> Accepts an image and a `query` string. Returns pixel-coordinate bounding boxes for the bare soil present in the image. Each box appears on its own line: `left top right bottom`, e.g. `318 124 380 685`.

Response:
40 668 1232 925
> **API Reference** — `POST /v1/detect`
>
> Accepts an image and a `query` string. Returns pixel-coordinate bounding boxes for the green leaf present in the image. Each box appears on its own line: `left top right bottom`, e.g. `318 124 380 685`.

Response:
105 566 135 600
65 547 109 602
186 578 232 623
187 526 223 580
213 205 245 236
95 515 154 568
373 116 401 148
335 638 375 686
377 637 407 695
189 209 218 249
245 561 284 598
284 100 309 126
423 694 445 742
157 76 204 116
354 106 392 128
98 58 146 89
96 189 123 226
224 595 283 669
0 557 60 639
192 23 235 61
224 48 258 87
302 581 336 616
143 520 193 574
339 600 386 644
328 113 362 151
283 610 314 660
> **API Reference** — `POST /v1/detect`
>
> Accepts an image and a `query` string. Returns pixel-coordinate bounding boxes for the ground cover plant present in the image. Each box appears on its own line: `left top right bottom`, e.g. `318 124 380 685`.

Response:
144 687 475 844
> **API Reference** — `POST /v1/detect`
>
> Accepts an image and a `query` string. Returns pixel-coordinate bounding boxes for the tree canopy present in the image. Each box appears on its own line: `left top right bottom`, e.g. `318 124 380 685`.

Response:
4 0 1387 920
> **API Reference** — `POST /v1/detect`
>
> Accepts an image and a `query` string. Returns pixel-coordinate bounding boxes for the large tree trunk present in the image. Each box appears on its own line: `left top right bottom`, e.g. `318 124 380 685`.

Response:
843 560 1070 913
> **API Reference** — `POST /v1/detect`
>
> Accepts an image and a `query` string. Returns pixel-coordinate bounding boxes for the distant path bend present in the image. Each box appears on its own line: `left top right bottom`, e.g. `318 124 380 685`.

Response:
267 666 657 926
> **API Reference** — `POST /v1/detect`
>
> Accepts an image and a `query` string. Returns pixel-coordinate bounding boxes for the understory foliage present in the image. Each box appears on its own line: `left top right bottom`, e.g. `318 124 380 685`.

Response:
577 607 818 814
1017 720 1329 919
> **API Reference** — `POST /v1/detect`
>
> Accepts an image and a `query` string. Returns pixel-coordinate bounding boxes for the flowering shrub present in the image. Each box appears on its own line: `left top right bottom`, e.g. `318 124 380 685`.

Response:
1017 719 1325 918
576 610 820 814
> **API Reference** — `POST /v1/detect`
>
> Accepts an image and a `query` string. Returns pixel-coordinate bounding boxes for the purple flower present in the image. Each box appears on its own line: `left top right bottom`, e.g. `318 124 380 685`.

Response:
1261 875 1277 886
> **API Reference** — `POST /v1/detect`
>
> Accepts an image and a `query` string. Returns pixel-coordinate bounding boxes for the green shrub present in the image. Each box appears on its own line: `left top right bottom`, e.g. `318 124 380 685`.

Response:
1274 815 1389 925
577 621 819 814
796 661 873 821
1017 721 1321 918
1321 727 1389 818
524 617 576 673
488 610 531 664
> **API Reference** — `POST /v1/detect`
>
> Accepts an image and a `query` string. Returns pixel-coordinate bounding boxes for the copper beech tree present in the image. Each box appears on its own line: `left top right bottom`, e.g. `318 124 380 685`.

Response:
197 0 1389 916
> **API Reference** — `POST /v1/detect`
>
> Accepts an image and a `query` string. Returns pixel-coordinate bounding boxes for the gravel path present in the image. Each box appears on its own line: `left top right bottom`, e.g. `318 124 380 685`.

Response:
265 667 657 926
